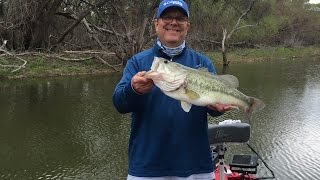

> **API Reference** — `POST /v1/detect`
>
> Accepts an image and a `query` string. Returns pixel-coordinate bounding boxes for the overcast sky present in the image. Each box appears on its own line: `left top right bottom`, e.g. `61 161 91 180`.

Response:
309 0 320 4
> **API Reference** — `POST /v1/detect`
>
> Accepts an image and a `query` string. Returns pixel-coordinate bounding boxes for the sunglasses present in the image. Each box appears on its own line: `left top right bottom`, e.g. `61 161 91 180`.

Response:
160 15 188 24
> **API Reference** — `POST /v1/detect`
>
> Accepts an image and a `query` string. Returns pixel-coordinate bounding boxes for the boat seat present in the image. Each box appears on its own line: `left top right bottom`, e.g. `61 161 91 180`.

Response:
207 123 251 145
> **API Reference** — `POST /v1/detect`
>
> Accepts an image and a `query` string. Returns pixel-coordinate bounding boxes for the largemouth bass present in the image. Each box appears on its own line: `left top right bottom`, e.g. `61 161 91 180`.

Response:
144 57 265 120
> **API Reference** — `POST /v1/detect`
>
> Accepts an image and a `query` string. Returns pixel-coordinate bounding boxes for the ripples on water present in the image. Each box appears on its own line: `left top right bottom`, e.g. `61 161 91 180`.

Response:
0 58 320 180
214 58 320 180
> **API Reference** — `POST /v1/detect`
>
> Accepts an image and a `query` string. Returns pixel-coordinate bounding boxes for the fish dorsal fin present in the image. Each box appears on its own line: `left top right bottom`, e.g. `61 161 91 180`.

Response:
216 74 239 88
197 67 217 77
181 101 192 112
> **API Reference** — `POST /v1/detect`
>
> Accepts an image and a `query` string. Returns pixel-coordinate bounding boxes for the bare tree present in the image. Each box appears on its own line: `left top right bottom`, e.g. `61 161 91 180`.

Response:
3 0 64 50
0 0 319 72
221 0 256 66
53 0 109 48
53 0 159 65
96 0 159 65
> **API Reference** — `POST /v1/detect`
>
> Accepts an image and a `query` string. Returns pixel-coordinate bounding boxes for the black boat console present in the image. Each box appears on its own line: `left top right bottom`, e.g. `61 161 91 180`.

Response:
208 123 251 145
208 122 258 179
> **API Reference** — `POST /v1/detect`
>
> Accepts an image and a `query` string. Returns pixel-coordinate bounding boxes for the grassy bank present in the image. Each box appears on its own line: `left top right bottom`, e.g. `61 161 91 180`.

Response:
0 54 122 79
207 46 320 64
1 46 319 79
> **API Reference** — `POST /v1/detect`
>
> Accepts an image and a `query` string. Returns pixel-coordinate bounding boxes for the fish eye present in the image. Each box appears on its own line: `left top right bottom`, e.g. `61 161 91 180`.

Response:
164 60 168 64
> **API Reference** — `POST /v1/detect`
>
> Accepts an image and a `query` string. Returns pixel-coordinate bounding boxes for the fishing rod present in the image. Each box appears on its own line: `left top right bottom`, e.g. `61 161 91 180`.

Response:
246 143 275 180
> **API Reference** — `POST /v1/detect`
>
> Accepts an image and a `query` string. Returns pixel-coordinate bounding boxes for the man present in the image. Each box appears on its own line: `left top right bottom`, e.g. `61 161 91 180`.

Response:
112 0 231 179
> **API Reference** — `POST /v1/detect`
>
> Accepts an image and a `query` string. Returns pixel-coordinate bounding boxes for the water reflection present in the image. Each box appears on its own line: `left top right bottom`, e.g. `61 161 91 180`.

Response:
0 75 129 179
0 58 320 180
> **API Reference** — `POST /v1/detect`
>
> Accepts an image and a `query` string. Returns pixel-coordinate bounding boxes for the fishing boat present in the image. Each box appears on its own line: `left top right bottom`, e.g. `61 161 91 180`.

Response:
208 121 275 180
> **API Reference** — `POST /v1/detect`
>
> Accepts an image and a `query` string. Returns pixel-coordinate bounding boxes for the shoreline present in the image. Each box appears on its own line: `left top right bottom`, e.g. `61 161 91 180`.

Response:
1 46 319 80
208 46 320 65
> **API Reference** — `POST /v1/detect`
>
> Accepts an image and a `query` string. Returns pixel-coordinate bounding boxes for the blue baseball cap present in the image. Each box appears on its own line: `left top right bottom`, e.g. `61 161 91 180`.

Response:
157 0 189 18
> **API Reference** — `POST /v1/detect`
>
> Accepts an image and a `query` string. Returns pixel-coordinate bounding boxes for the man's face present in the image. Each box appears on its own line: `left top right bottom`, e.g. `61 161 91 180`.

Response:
154 7 190 48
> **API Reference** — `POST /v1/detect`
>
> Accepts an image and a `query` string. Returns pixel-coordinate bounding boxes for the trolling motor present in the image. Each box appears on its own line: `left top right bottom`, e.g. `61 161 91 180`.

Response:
208 122 264 180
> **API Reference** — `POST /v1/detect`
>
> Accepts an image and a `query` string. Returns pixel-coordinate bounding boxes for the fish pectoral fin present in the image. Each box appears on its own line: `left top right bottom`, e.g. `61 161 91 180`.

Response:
185 89 200 100
181 101 192 112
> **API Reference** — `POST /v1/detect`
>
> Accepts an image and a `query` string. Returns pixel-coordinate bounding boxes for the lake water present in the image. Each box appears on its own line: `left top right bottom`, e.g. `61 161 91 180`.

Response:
0 57 319 180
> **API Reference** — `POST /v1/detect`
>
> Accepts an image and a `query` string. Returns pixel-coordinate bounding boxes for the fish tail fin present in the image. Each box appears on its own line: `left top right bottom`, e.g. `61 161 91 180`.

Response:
245 97 266 121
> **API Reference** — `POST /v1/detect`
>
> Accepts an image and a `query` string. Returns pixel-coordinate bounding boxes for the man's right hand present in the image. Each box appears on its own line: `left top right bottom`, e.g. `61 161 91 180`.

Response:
207 103 238 113
131 71 154 94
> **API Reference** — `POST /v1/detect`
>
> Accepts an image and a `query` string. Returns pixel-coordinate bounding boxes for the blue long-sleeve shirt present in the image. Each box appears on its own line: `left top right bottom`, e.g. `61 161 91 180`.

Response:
112 42 222 177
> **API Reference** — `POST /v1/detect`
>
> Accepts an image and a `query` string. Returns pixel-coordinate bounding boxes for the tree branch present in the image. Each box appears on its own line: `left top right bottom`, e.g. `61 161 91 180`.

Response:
227 0 256 40
55 0 109 45
56 10 91 44
0 40 27 72
81 18 107 50
96 55 120 72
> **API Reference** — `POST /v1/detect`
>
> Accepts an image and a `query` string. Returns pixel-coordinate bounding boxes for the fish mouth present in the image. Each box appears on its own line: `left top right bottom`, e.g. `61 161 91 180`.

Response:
150 57 160 71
